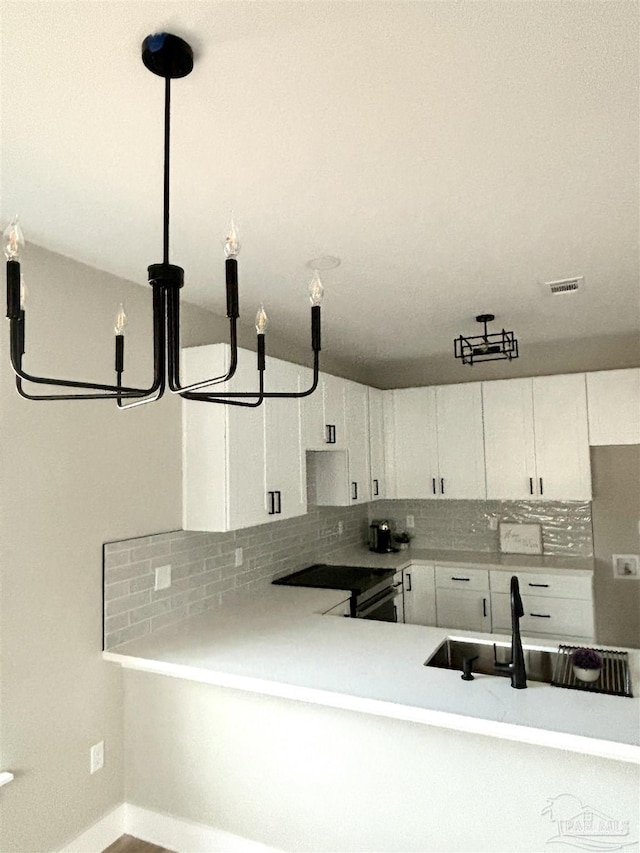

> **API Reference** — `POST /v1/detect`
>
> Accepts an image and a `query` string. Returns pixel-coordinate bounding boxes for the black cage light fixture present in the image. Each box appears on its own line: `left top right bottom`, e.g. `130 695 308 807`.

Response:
454 313 519 366
4 32 323 408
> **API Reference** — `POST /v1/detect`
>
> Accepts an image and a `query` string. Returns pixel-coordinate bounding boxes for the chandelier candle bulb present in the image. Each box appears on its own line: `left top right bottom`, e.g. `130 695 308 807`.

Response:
3 216 24 262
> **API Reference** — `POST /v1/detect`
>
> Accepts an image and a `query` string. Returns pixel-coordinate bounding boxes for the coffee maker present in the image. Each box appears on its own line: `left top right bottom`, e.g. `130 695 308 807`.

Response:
369 520 398 553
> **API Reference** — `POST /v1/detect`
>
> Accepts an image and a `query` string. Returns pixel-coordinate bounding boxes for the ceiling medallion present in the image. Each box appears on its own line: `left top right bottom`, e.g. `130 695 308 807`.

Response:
3 32 324 407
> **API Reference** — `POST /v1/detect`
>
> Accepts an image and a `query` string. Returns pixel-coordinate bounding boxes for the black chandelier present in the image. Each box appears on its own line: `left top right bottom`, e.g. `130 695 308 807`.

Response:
454 313 518 366
4 32 322 408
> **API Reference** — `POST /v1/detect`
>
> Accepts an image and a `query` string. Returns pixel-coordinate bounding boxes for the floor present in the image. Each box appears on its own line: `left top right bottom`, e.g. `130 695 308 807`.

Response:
102 835 175 853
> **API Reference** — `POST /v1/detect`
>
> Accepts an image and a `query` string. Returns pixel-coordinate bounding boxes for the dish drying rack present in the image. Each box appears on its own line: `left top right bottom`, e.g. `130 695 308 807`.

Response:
551 645 632 698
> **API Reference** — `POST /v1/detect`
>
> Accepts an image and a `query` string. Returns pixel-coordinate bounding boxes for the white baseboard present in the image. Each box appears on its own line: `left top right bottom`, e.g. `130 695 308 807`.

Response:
58 804 125 852
60 802 280 853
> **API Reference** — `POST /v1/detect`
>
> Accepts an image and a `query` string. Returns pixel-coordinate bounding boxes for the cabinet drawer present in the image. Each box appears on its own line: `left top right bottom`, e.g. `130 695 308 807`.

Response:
490 570 592 601
436 566 489 591
491 592 594 639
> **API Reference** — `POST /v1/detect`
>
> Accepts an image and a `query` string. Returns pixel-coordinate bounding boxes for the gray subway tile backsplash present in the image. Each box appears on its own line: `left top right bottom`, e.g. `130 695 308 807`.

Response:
103 498 592 650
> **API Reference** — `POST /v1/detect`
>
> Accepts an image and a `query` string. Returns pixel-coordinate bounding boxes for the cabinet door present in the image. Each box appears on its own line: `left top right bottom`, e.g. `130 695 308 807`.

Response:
483 379 537 500
436 588 491 633
403 565 436 626
344 381 371 504
587 368 640 445
264 358 306 521
368 388 386 499
391 387 438 499
491 592 594 639
322 374 347 448
435 384 486 499
226 348 268 530
532 374 591 500
300 367 325 450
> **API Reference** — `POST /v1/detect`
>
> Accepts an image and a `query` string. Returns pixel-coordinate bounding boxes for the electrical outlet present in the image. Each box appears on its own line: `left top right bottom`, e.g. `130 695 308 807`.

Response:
338 521 344 535
612 554 640 578
154 564 171 591
90 740 104 774
488 515 499 531
406 515 415 529
235 547 243 567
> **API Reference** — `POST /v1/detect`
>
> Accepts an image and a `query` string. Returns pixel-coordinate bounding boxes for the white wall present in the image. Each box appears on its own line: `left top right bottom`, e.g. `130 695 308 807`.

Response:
124 670 640 852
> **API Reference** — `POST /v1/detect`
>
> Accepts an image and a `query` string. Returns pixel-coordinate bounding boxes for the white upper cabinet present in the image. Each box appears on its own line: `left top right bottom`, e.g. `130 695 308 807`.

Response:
586 368 640 445
389 387 438 498
368 387 386 499
483 374 591 500
301 372 347 449
435 383 486 499
183 345 306 531
343 380 371 504
387 384 486 499
263 357 307 521
183 344 265 532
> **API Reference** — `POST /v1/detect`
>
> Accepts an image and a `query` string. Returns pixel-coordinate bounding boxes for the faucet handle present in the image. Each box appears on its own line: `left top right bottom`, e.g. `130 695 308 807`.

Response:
461 655 479 681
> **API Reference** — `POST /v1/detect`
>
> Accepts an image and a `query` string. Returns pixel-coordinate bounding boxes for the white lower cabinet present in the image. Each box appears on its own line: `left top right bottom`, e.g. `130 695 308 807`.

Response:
435 567 491 632
402 564 436 626
490 570 594 640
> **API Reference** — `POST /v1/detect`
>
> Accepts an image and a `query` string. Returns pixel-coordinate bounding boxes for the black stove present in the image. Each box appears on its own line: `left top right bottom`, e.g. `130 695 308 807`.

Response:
272 564 396 595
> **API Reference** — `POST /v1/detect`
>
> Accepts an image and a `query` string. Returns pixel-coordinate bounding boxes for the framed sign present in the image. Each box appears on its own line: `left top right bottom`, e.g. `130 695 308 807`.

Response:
499 523 542 555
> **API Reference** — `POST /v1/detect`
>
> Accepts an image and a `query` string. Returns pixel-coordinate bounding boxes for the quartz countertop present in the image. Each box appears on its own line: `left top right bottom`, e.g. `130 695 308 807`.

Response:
104 573 638 766
313 545 595 575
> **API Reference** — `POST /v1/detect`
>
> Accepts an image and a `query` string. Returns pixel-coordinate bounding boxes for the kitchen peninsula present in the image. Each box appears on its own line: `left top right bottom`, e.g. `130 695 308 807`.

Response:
104 548 638 764
104 545 639 851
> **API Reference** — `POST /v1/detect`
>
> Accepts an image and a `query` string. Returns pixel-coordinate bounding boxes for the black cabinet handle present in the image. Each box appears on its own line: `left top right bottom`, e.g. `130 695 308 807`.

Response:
482 598 487 618
451 576 470 582
440 477 445 494
373 478 379 496
432 478 437 495
405 573 412 592
530 613 551 619
276 490 282 514
393 604 398 623
267 491 275 515
528 582 549 588
539 477 544 495
352 482 358 501
325 424 336 444
529 477 534 495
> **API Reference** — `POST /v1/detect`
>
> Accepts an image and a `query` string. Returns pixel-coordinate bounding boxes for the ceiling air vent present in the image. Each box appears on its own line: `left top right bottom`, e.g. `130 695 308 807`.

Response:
546 277 584 296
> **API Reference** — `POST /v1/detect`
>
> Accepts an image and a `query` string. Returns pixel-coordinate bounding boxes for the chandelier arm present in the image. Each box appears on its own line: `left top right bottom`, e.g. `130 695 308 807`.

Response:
166 284 240 393
180 364 265 407
117 284 168 408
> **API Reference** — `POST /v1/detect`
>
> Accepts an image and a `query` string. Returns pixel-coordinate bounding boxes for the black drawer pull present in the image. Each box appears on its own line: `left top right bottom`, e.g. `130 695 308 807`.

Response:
529 477 534 495
267 491 276 515
482 598 487 618
451 576 470 582
352 481 358 501
440 477 445 494
528 583 549 588
325 424 336 444
276 490 282 514
539 477 544 495
432 477 437 495
530 612 551 618
405 573 412 592
373 478 379 496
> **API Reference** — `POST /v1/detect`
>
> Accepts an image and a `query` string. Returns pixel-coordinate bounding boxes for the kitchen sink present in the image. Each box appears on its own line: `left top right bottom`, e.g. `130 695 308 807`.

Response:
425 638 558 683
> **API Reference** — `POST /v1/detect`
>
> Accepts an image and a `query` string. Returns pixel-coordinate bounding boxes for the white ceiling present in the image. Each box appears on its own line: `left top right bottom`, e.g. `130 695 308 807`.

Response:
1 1 638 367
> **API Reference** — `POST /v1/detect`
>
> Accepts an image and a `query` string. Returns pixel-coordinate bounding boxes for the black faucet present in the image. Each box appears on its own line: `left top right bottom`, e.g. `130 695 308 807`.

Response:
494 575 527 689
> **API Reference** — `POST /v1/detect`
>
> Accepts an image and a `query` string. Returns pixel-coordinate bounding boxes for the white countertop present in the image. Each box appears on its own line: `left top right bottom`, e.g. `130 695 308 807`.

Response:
104 571 639 766
313 545 595 575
